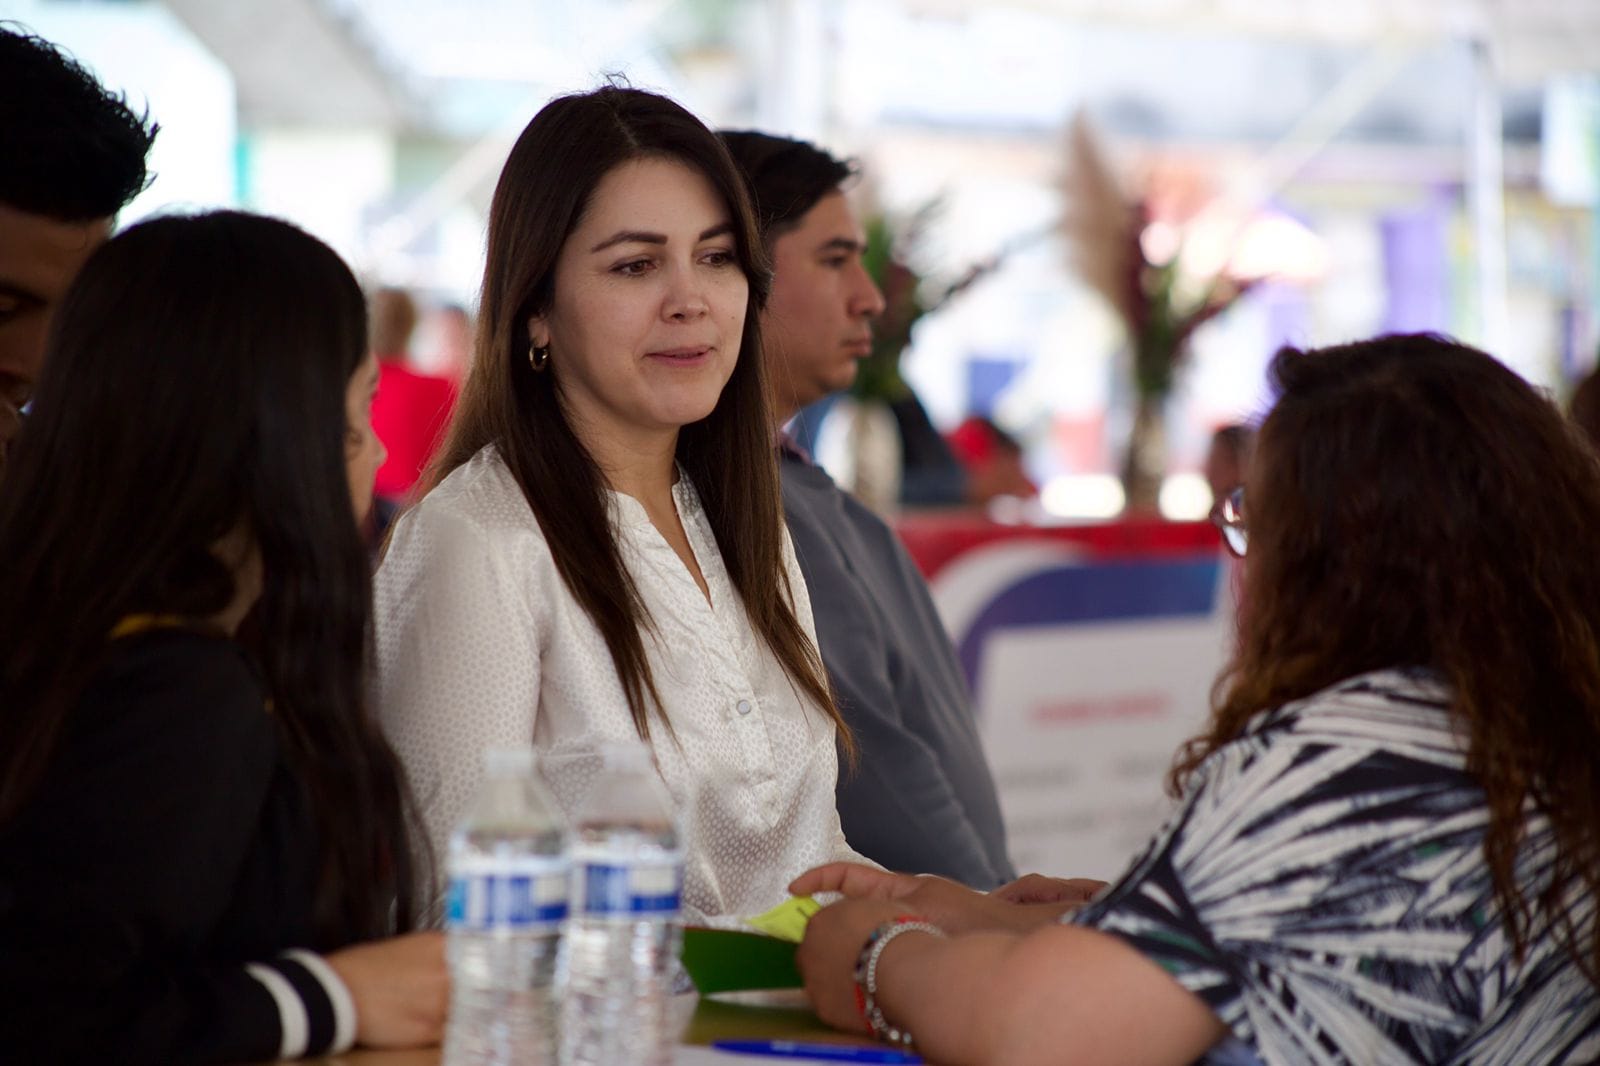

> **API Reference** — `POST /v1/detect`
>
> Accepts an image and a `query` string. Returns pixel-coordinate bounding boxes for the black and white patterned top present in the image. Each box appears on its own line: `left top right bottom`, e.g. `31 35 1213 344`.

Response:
1071 668 1600 1065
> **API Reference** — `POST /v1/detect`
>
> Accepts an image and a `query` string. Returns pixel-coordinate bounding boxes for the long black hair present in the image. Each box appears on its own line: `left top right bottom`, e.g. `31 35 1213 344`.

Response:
426 86 849 754
0 210 419 942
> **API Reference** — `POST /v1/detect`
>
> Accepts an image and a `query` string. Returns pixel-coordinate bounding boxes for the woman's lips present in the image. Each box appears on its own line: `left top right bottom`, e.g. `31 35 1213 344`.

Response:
645 346 711 364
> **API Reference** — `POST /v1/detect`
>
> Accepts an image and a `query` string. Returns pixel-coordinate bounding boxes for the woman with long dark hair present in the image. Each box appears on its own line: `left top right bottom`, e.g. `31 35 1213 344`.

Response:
0 211 447 1064
790 334 1600 1064
374 86 864 925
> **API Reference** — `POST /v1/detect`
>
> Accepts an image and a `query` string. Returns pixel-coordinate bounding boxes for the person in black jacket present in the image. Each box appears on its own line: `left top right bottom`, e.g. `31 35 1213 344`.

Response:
0 211 446 1064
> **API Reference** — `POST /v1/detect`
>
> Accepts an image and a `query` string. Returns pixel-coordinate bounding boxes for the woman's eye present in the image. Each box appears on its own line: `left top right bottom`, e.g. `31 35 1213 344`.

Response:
703 249 735 267
614 258 653 276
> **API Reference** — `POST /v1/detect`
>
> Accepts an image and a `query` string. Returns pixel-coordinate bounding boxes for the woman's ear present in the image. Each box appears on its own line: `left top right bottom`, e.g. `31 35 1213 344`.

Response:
526 314 550 350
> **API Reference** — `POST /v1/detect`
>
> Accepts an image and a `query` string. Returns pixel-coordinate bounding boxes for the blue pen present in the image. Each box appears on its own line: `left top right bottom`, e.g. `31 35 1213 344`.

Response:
711 1039 921 1064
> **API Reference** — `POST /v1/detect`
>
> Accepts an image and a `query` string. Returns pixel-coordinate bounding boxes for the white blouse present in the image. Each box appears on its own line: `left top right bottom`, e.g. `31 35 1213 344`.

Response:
373 446 861 926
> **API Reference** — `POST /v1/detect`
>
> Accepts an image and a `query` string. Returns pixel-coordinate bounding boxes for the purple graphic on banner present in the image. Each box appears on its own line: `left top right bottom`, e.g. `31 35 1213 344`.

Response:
954 558 1221 693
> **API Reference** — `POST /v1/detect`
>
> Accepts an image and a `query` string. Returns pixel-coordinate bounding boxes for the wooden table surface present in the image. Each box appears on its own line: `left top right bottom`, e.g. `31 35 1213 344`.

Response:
283 989 897 1065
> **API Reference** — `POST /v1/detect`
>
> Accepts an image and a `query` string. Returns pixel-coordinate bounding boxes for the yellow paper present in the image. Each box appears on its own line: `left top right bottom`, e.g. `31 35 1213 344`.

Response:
744 895 822 942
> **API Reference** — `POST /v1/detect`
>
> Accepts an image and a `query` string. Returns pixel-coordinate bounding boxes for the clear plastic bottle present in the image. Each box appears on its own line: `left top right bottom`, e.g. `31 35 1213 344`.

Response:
559 740 685 1066
443 746 570 1066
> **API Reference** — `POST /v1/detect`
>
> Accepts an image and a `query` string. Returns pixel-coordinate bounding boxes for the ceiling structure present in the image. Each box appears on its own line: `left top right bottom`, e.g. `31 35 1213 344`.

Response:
153 0 1600 134
920 0 1600 86
160 0 419 127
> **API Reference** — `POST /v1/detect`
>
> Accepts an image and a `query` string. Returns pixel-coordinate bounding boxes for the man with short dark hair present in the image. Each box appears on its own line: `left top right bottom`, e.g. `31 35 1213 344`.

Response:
722 130 1015 886
0 25 157 470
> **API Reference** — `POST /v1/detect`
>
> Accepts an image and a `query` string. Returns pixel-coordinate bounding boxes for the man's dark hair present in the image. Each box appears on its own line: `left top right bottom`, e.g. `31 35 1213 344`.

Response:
0 25 158 221
719 130 854 244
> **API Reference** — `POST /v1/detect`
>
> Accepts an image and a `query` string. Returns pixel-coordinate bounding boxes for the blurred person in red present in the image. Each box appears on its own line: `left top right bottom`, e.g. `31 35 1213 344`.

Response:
0 25 156 474
368 286 456 501
946 414 1037 506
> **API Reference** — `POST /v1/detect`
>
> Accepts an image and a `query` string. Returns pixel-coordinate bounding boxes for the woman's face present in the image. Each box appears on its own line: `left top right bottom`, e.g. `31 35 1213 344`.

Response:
345 349 384 521
527 156 749 455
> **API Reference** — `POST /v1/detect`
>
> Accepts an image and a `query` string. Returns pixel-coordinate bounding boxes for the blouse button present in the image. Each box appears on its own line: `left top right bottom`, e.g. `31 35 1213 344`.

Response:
736 699 753 716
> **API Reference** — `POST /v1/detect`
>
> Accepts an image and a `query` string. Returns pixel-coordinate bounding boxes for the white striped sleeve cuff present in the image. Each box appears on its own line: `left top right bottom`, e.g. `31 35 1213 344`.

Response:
281 949 358 1053
243 962 309 1060
243 950 355 1058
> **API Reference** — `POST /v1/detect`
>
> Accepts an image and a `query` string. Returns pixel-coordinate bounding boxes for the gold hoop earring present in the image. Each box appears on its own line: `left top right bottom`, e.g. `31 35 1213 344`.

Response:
529 342 550 372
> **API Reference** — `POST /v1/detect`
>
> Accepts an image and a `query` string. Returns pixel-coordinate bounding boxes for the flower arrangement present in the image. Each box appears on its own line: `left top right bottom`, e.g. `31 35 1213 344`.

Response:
852 202 1002 403
1058 112 1265 512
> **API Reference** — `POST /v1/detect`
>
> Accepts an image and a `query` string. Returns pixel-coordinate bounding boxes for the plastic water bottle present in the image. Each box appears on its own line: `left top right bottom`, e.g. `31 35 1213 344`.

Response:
443 747 570 1066
559 741 686 1066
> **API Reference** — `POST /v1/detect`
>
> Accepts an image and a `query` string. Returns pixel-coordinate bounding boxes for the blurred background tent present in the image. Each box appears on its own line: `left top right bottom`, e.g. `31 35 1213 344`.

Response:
12 0 1600 516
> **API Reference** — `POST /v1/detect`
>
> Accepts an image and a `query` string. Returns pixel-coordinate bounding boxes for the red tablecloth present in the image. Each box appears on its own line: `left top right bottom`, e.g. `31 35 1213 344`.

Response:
894 512 1222 577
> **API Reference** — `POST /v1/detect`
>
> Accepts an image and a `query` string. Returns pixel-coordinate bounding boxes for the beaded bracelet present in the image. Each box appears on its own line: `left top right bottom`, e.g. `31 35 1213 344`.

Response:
852 916 947 1049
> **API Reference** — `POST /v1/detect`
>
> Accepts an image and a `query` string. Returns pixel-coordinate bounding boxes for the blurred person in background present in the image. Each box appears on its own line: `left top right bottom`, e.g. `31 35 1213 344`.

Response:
370 285 457 504
374 87 866 927
0 212 445 1063
721 129 1013 889
791 333 1600 1065
0 24 156 474
1203 422 1255 506
423 301 475 387
1568 362 1600 454
946 414 1038 507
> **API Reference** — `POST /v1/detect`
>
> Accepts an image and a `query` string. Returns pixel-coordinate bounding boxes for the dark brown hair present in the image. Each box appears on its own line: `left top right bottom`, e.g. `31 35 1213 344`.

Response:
0 212 420 942
424 86 848 754
1172 332 1600 979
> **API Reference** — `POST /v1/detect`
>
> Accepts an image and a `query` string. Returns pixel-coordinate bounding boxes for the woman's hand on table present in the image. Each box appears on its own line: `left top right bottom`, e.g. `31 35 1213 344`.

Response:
326 931 449 1049
790 863 1089 935
991 873 1108 908
794 896 915 1036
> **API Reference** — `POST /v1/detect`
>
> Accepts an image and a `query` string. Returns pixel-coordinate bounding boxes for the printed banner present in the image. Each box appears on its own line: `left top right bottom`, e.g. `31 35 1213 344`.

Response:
909 520 1234 881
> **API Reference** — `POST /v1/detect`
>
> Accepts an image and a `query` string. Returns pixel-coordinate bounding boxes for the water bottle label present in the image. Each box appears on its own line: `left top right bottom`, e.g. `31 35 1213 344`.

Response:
446 858 570 931
579 861 682 917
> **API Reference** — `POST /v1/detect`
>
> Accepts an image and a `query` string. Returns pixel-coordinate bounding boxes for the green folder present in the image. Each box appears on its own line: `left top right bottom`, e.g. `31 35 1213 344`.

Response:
680 926 803 994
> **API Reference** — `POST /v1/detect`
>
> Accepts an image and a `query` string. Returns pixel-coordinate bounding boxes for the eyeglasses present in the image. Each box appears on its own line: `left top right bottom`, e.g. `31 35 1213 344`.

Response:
1211 486 1247 558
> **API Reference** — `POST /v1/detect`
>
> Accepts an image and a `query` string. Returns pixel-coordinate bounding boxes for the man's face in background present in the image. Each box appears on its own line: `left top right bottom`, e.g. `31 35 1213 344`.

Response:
0 202 109 462
760 191 886 423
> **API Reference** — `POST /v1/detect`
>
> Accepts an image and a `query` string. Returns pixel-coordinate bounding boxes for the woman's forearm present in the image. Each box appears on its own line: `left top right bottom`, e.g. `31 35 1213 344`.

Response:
871 930 1017 1064
874 924 1227 1066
